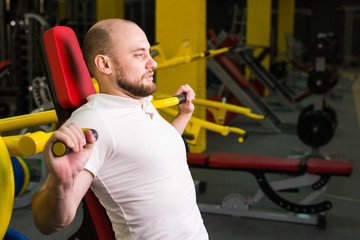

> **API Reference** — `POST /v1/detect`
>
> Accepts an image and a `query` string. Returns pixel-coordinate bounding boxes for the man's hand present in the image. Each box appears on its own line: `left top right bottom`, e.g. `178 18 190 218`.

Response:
171 84 195 135
173 84 195 116
32 122 96 234
44 123 96 185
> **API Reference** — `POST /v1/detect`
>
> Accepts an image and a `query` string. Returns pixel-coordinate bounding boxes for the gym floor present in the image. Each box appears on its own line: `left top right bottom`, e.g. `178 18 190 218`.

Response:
8 68 360 239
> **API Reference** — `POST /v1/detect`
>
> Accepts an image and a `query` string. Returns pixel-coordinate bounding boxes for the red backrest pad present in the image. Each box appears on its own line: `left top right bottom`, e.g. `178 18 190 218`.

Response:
42 26 113 239
42 26 95 110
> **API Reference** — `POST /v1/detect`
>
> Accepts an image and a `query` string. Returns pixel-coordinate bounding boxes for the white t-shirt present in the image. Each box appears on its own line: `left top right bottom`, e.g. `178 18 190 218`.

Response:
66 94 208 240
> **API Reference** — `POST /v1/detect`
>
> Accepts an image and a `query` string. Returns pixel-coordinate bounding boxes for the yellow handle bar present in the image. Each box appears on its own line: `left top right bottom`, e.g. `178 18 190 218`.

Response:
3 131 53 156
152 93 186 109
153 93 265 123
154 47 229 71
0 110 58 133
159 107 247 144
193 98 265 120
1 95 188 156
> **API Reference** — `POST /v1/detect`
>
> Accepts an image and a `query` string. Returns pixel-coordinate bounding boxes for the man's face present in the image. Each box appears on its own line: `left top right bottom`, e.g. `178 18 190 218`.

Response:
114 61 157 98
112 24 157 98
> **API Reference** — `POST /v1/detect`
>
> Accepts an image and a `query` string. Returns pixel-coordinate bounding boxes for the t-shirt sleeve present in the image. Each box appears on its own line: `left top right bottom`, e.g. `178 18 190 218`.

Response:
64 107 112 177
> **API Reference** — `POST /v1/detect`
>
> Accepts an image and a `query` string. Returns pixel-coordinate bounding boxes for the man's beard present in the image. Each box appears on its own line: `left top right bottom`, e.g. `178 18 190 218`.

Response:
115 64 157 98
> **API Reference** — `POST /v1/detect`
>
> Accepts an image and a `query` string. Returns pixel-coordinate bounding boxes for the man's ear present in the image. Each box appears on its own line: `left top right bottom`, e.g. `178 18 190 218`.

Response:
94 55 112 75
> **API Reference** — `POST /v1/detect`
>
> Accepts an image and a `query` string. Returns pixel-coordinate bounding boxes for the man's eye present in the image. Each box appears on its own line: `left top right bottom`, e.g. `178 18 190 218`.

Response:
135 53 143 57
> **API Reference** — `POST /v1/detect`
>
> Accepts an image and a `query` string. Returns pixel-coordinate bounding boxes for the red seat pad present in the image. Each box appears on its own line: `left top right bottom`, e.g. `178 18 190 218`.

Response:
187 153 210 165
84 189 115 240
209 153 301 171
307 158 353 174
43 26 96 110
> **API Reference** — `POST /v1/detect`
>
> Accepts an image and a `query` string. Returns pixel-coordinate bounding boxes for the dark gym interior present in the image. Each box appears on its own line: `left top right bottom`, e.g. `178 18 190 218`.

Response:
1 0 360 239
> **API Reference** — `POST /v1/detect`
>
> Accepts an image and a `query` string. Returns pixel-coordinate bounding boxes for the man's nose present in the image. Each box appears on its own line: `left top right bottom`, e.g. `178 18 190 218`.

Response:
146 56 157 69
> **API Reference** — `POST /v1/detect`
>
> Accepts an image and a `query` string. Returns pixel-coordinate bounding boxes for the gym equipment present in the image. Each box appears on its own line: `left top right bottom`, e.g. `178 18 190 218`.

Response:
307 70 333 94
209 30 297 111
152 93 187 108
0 93 255 158
151 42 229 71
150 41 233 152
207 32 282 133
4 228 28 240
0 136 14 239
3 131 53 157
9 14 50 116
231 46 297 110
52 129 99 157
11 157 25 197
0 60 15 118
290 60 338 103
31 76 54 111
38 25 122 239
155 0 207 153
246 0 272 71
0 110 58 133
187 152 352 227
154 92 265 144
1 106 249 157
160 107 247 144
297 104 337 148
0 60 11 79
2 96 261 157
296 33 339 154
15 156 30 197
1 128 49 211
192 97 265 122
276 0 296 63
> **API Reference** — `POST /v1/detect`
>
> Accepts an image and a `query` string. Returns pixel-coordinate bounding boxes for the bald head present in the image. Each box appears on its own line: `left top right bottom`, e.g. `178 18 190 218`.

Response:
82 19 138 77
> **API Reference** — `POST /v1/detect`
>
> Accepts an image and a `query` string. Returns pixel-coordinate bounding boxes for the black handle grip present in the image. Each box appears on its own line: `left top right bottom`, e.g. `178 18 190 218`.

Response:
176 93 187 105
52 129 98 157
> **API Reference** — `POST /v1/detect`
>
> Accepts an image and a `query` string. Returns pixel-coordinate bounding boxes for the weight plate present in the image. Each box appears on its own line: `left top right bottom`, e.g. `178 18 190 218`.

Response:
307 71 332 94
297 110 336 148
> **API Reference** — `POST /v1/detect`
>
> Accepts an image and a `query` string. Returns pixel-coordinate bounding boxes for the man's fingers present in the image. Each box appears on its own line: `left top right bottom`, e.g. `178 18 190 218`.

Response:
174 84 195 100
84 129 97 145
52 123 87 153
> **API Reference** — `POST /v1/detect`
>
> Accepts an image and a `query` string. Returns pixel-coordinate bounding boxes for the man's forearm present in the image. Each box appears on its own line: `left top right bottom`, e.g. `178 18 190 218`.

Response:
170 112 192 135
32 175 78 235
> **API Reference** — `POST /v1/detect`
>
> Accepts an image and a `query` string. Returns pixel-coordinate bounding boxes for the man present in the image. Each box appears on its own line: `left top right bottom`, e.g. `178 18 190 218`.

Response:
32 19 208 239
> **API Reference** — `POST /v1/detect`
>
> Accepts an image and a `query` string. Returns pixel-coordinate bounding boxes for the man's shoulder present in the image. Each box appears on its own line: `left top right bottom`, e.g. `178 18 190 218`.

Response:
71 101 98 117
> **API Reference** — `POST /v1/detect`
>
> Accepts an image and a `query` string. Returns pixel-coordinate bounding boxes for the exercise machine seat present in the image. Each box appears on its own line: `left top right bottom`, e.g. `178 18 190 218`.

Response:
209 152 302 171
307 158 352 175
187 153 210 165
37 26 114 239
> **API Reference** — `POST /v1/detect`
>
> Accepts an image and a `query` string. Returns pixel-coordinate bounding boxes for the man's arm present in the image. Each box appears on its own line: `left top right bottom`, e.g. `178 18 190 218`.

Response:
170 84 195 135
32 123 96 234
